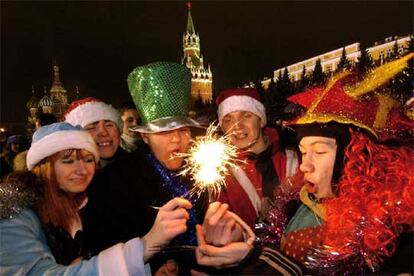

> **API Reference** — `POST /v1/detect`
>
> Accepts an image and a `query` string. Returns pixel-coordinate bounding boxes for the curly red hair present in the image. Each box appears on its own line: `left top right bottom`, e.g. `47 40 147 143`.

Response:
322 129 414 269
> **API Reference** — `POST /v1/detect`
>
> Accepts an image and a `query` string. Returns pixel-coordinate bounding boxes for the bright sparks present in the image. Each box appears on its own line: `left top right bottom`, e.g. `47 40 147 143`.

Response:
177 124 241 200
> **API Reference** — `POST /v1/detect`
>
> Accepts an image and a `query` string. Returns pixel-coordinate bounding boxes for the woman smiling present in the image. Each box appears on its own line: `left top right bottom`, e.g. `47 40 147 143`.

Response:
0 122 191 275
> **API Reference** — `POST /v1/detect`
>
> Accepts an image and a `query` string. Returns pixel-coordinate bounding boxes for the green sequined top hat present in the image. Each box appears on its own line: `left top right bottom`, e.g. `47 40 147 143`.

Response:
127 61 201 133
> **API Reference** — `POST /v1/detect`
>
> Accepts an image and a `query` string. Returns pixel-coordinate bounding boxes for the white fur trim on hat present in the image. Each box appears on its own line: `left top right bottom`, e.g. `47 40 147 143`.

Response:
65 101 122 129
26 130 100 170
217 95 266 127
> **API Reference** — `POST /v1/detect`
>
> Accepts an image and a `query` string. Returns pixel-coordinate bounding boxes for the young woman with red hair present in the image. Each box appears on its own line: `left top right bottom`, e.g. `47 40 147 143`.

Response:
0 122 192 275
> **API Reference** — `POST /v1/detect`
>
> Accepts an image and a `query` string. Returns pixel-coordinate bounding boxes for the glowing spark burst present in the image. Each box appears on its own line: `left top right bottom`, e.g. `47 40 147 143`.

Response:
177 124 241 200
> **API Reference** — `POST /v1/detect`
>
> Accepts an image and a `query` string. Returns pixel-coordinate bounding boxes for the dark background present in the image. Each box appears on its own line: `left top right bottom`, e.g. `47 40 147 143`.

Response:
1 1 413 133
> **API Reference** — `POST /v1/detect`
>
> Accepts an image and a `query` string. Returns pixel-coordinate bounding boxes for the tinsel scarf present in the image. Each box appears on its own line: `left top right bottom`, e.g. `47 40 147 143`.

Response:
146 150 198 245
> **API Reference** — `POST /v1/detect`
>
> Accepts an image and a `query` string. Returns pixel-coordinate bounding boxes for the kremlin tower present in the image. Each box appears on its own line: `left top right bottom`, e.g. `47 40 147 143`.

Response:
181 2 213 108
49 64 69 118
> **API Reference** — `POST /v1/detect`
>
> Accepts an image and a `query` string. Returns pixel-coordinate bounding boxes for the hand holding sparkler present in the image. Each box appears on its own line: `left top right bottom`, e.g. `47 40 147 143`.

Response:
143 197 192 262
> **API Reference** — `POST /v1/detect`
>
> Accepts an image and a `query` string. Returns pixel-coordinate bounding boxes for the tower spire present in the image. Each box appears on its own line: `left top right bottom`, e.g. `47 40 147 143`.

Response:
181 2 212 108
186 2 195 34
74 85 81 100
26 85 38 111
49 63 68 119
52 64 63 88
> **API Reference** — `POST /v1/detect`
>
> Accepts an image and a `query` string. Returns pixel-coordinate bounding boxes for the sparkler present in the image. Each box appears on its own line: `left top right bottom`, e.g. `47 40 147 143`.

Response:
177 123 241 200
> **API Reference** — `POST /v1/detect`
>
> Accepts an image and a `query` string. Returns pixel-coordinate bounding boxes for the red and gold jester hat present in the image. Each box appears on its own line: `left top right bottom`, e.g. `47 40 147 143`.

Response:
283 53 414 274
287 53 414 141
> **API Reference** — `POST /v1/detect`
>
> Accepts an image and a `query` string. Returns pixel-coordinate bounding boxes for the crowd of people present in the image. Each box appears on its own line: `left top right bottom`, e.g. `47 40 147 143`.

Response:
1 54 413 275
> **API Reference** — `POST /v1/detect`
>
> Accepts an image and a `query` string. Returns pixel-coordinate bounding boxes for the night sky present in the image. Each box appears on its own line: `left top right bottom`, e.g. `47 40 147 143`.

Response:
1 1 412 132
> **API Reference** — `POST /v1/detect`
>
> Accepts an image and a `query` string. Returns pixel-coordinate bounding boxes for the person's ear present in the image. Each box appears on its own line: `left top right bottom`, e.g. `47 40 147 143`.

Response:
141 133 149 144
260 119 266 128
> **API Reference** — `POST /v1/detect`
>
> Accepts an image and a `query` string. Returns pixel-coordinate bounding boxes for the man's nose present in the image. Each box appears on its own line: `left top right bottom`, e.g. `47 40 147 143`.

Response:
232 119 244 130
299 155 314 174
98 126 109 136
170 130 181 142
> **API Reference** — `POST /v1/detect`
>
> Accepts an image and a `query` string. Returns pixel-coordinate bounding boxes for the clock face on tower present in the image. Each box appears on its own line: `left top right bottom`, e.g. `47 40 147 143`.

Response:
191 55 201 67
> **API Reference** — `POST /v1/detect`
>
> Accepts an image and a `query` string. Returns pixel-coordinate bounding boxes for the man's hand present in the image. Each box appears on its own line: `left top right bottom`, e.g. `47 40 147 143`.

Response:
202 202 243 246
195 224 252 269
142 197 192 262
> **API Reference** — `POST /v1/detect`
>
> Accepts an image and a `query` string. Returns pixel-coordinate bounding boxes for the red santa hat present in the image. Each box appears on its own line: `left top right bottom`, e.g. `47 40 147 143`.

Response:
216 88 266 127
65 97 122 129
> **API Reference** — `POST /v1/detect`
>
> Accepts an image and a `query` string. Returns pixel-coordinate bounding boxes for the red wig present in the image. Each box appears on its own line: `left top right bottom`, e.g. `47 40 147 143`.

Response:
321 129 414 270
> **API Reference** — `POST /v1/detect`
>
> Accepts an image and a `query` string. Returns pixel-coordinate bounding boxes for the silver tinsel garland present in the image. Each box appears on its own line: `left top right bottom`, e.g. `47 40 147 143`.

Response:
0 180 37 219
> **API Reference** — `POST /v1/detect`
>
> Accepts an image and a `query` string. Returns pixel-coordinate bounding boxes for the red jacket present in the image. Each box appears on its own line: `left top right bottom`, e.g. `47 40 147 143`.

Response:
218 127 297 229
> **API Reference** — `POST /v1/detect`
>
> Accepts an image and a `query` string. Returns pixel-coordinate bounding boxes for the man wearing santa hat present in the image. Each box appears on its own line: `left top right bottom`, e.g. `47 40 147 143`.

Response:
65 97 127 168
216 88 298 229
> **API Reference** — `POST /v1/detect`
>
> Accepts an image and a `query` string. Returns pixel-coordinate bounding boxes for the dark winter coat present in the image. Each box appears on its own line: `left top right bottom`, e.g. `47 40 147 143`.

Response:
81 140 205 273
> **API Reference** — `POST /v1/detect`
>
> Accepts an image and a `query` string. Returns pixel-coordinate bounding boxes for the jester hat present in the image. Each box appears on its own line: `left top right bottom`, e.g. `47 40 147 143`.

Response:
287 53 414 141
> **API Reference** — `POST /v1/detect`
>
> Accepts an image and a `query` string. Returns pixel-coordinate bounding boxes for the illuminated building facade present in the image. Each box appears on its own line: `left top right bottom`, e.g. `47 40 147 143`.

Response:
262 34 412 89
